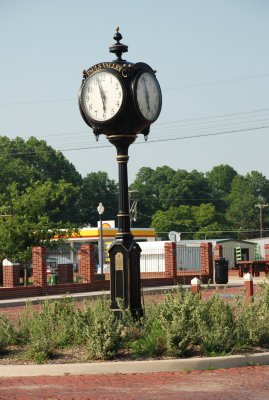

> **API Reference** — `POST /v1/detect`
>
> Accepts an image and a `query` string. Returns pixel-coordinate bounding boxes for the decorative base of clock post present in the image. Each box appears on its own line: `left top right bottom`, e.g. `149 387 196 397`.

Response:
109 238 143 318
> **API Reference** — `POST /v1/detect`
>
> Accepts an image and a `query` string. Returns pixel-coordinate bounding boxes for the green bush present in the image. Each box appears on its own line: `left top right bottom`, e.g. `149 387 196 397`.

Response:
0 314 15 353
20 297 80 362
85 297 122 360
158 288 201 357
131 319 167 358
195 294 236 355
235 286 269 349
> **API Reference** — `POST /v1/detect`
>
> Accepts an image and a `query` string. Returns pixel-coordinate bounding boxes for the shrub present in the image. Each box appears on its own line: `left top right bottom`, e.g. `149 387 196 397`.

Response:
195 294 236 355
158 288 201 357
0 314 15 353
85 297 121 360
131 319 167 358
235 285 269 349
21 297 79 362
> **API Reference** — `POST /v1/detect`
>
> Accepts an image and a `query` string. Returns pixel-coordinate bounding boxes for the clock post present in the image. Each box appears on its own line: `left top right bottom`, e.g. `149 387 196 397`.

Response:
78 28 162 317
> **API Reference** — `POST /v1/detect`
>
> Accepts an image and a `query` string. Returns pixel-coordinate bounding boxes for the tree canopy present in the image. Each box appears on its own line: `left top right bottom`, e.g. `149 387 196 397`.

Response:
131 165 269 239
0 136 82 194
0 180 78 261
76 172 118 226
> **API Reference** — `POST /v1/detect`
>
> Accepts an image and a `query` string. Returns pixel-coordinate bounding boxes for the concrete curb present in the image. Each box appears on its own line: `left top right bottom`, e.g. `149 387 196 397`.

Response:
0 352 269 377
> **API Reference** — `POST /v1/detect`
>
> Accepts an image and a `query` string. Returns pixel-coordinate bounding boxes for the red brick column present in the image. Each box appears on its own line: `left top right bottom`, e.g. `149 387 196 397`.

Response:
200 242 213 281
32 247 47 287
191 277 202 296
2 262 20 287
244 272 254 300
264 244 269 260
214 244 223 260
78 244 95 283
165 242 177 279
58 264 73 284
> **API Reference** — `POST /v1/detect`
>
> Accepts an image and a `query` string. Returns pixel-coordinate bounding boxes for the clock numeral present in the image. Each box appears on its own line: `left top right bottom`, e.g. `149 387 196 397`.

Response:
111 109 115 116
86 95 89 101
115 82 119 89
87 86 92 93
94 79 98 86
118 92 121 98
116 101 120 107
94 110 98 117
89 104 92 111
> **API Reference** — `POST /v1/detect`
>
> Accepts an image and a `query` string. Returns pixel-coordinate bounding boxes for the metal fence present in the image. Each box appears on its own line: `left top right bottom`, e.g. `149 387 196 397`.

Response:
176 244 201 272
46 243 78 272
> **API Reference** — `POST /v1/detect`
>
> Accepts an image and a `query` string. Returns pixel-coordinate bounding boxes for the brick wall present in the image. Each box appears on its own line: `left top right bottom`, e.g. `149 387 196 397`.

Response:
0 285 42 300
214 244 223 260
32 246 47 287
58 264 73 284
77 244 95 283
2 264 20 287
0 241 214 300
200 242 213 281
164 242 177 280
264 244 269 260
0 265 2 286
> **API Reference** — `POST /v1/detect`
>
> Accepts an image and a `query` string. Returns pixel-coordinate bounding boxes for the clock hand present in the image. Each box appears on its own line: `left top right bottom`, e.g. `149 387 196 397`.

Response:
97 79 107 113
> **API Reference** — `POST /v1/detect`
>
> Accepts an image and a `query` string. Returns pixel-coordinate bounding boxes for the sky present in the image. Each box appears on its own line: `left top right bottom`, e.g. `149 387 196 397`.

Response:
0 0 269 183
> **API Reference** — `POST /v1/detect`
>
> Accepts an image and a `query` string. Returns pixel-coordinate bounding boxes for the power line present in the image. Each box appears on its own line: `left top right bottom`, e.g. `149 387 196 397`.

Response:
3 107 269 151
165 72 269 91
0 124 268 157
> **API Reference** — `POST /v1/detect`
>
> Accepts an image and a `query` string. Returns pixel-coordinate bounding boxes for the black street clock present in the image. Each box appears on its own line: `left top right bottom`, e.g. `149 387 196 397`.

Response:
78 29 162 318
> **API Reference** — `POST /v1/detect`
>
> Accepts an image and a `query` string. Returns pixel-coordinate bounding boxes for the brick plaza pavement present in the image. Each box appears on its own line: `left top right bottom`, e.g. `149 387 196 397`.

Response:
0 366 269 400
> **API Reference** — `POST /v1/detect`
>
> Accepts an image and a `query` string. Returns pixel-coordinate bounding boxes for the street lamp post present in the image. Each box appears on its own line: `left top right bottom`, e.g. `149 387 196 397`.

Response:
255 203 268 238
78 29 162 317
97 202 105 275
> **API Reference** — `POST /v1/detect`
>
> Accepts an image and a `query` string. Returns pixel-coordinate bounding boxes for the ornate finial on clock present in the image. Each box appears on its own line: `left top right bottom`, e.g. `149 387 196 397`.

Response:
109 27 128 62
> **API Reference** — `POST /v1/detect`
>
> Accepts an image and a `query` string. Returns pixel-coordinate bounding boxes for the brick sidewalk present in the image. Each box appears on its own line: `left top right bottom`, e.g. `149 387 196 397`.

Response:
0 366 269 400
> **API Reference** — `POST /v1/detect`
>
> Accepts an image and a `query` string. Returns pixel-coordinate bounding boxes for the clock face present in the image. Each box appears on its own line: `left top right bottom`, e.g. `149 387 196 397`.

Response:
80 70 124 122
135 72 162 122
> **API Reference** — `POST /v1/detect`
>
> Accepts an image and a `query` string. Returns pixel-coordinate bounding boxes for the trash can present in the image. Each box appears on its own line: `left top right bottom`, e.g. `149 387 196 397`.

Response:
215 258 228 284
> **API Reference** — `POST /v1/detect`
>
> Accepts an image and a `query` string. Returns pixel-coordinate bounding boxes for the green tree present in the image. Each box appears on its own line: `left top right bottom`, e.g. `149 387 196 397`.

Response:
225 175 259 238
151 203 226 240
77 172 118 226
130 166 211 227
0 180 78 275
151 206 196 239
159 169 211 209
193 203 226 239
0 136 82 194
245 171 269 203
129 167 161 227
206 164 238 210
